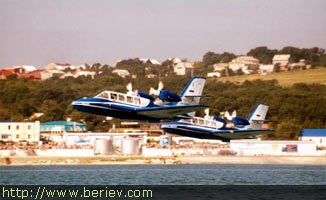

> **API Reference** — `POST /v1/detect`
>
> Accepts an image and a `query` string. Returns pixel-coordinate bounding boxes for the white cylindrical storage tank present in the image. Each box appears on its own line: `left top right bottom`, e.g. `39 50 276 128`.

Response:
121 138 140 155
94 139 114 155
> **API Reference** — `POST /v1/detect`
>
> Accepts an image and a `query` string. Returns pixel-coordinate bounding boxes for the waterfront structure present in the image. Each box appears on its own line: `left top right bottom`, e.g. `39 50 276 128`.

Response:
299 129 326 148
0 121 40 143
40 121 87 134
230 140 317 156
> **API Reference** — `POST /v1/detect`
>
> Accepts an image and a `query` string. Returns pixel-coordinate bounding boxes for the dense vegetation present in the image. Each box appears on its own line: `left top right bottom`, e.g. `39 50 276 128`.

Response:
1 46 326 140
0 73 325 140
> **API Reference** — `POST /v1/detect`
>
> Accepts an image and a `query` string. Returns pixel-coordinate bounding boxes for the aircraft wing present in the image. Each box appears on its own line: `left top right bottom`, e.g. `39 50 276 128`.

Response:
135 104 208 118
212 129 273 140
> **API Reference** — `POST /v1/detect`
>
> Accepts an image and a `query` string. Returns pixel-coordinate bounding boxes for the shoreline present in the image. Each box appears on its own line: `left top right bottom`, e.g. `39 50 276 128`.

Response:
1 155 326 166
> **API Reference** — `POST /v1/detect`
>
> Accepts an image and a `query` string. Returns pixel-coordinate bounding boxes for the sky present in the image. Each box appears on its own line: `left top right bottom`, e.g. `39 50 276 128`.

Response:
0 0 325 68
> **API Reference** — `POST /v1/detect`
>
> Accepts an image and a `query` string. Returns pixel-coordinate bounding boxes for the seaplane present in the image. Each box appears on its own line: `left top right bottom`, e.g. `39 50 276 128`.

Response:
72 77 208 122
161 104 274 142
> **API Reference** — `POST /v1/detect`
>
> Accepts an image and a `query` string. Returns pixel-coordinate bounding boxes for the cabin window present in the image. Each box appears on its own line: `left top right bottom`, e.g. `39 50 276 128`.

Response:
8 125 11 130
16 125 19 130
16 135 19 139
110 93 117 100
134 97 140 104
198 119 204 125
321 139 323 144
98 92 108 99
192 118 198 124
28 125 31 130
28 135 31 139
118 94 125 101
127 96 133 103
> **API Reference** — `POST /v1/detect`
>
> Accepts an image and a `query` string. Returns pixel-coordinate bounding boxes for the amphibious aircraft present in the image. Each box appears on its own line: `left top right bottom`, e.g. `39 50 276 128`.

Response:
72 77 208 122
161 104 273 142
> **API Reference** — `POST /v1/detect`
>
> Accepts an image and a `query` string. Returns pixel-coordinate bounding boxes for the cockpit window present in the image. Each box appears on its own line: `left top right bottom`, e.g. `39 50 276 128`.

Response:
98 92 108 99
110 93 117 100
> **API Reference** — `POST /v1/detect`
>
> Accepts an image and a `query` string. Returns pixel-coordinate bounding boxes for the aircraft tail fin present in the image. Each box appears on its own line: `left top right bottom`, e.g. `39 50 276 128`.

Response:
178 77 206 105
247 104 269 129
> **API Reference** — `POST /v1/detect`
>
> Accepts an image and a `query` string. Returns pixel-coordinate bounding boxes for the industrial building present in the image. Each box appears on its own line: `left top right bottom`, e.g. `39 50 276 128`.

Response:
40 121 87 134
0 121 40 143
299 129 326 148
230 140 317 156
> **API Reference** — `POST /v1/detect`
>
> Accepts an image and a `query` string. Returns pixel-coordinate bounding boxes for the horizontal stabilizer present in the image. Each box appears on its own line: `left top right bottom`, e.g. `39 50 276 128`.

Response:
184 95 211 98
251 119 273 122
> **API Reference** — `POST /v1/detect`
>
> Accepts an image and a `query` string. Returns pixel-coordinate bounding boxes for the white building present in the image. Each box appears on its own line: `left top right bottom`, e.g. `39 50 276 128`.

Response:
207 72 221 78
272 54 291 66
0 121 40 143
40 70 65 80
230 140 317 156
173 62 193 76
259 64 275 74
213 63 228 72
139 58 161 65
112 69 130 78
229 56 260 73
6 65 37 74
299 129 326 148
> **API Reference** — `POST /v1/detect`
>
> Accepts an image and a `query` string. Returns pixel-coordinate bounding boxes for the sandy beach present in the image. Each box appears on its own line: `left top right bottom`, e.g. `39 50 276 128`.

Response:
1 155 326 166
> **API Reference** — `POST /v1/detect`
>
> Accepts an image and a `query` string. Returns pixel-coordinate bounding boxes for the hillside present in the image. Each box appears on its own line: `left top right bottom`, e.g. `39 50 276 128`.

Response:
216 67 326 87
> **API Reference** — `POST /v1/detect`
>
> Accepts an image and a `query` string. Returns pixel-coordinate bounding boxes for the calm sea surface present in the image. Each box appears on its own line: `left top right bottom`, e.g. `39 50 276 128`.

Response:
1 164 326 185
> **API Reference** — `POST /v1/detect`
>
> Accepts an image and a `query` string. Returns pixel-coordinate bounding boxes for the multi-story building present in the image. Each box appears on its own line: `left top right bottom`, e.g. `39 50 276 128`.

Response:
229 56 260 73
0 121 40 143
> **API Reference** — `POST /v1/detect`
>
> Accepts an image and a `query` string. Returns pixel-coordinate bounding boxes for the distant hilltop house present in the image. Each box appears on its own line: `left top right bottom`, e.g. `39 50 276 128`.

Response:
173 62 194 76
45 62 86 71
0 65 41 80
139 58 161 65
9 65 37 74
40 69 65 80
259 64 275 74
0 69 15 80
207 72 221 78
168 58 182 65
213 63 229 72
229 56 260 74
272 54 290 66
61 68 96 79
112 69 130 78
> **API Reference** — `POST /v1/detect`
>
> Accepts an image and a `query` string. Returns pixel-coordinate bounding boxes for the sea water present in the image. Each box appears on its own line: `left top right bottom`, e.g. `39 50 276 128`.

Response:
1 164 326 185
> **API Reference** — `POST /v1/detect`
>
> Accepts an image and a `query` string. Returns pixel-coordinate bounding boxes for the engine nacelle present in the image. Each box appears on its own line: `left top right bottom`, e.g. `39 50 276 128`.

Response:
231 116 250 126
213 116 227 128
158 90 181 102
138 91 155 101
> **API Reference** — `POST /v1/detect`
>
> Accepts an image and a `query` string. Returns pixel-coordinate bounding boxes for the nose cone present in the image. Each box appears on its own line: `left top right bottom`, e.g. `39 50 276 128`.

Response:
72 98 90 110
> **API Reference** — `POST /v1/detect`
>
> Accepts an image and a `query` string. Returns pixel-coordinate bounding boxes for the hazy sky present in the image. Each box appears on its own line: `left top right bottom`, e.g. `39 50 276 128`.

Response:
0 0 325 68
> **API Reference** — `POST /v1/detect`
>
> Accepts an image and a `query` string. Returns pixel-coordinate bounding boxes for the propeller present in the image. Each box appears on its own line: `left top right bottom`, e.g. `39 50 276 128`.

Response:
149 80 164 96
204 108 211 120
223 110 237 121
126 82 138 96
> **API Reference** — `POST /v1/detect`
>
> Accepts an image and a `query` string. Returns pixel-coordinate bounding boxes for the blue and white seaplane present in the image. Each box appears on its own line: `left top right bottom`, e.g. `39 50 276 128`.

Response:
72 77 208 122
161 104 273 142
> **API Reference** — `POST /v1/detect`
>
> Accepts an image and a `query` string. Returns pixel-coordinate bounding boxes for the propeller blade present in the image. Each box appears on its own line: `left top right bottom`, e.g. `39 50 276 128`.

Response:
149 80 164 96
232 110 237 118
126 82 132 92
